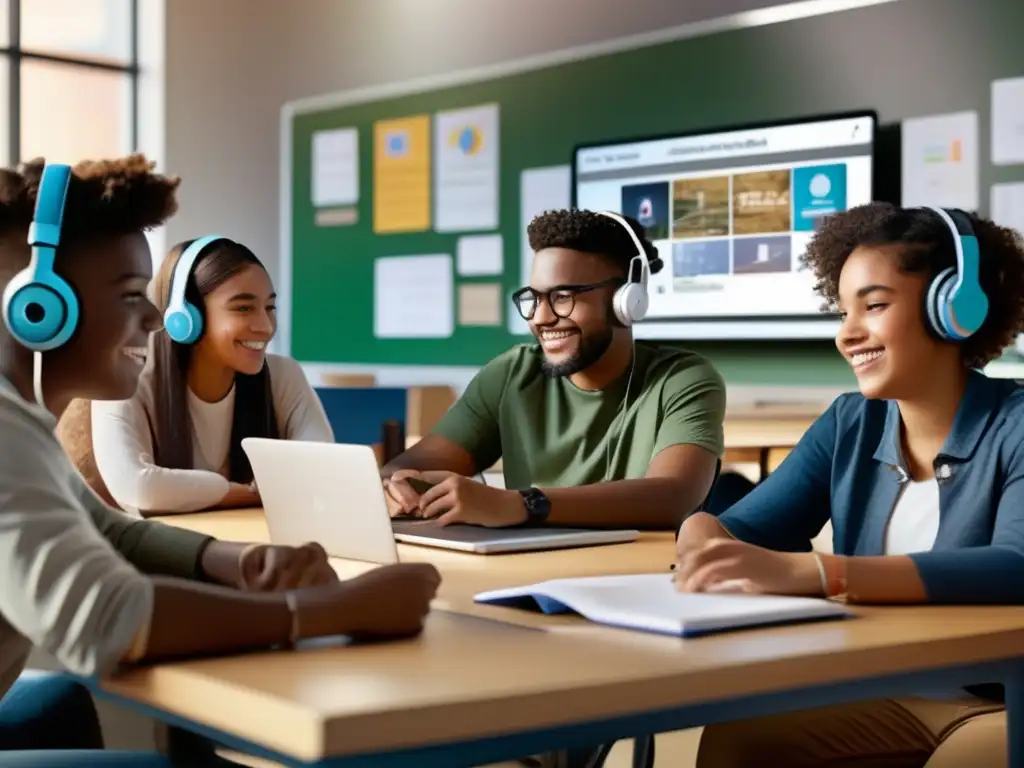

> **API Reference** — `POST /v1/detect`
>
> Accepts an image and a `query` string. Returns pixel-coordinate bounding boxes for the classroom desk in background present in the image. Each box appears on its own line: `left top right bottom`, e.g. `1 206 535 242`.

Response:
722 403 824 479
83 509 1024 767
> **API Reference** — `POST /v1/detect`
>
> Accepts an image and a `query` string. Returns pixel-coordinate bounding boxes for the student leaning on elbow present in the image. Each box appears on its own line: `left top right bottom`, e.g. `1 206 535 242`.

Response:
0 156 439 766
674 202 1024 767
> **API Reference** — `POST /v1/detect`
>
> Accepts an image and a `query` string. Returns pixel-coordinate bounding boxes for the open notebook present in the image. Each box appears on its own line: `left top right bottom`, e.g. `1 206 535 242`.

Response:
475 574 852 637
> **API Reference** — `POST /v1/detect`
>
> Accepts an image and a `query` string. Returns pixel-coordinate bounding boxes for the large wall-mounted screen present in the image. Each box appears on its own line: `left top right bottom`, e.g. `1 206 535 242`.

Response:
573 112 876 339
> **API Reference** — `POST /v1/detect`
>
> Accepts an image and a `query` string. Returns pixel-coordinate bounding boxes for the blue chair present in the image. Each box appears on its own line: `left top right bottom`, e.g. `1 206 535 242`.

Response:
314 386 406 445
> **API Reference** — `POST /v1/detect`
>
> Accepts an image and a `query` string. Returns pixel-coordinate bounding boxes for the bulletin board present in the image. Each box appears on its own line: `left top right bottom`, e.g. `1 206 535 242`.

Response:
283 0 1024 373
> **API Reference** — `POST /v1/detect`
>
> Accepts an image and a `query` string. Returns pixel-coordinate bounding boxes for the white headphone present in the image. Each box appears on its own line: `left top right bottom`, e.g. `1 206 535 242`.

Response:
595 210 651 326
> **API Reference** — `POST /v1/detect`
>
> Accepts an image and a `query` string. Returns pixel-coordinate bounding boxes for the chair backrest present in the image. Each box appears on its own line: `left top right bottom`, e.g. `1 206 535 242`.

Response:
55 399 121 509
313 386 406 445
321 372 377 387
405 385 457 436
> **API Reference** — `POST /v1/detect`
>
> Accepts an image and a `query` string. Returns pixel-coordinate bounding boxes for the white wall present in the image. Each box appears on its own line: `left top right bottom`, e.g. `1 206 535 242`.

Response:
163 0 794 290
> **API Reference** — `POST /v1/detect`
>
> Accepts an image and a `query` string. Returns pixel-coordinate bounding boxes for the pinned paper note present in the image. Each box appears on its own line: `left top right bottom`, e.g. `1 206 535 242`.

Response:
434 104 499 232
458 283 502 326
373 255 453 338
992 77 1024 166
373 115 431 234
510 165 571 334
991 183 1024 237
311 128 358 207
901 111 979 210
457 234 503 276
314 207 358 228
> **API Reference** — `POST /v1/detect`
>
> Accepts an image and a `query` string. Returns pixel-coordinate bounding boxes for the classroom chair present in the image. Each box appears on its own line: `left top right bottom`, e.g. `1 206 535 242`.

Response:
56 398 120 508
925 711 1007 766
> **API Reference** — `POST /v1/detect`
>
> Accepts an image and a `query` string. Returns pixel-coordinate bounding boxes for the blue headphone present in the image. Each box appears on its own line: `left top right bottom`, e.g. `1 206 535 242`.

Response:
163 234 228 344
923 206 989 342
1 163 79 351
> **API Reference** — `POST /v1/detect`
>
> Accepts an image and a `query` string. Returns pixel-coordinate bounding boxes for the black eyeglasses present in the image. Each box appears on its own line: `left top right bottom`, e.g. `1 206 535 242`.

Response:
511 278 624 321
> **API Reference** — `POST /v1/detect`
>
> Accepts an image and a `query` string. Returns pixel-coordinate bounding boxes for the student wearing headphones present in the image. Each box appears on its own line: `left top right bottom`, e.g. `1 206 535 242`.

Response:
383 208 728 530
675 203 1024 767
0 157 439 766
87 235 333 516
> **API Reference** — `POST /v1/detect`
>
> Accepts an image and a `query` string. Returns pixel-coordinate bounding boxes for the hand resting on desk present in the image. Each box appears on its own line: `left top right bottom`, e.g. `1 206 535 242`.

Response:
673 512 822 597
385 470 527 528
298 563 442 641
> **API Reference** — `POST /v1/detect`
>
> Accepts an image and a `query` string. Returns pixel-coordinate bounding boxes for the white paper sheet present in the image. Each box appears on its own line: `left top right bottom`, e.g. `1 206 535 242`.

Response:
992 77 1024 165
434 104 499 232
311 128 359 207
991 182 1024 237
510 165 572 334
456 234 503 276
901 111 978 210
373 254 454 338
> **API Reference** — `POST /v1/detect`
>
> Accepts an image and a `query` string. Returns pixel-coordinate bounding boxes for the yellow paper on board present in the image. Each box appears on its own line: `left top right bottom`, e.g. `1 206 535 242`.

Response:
373 115 430 233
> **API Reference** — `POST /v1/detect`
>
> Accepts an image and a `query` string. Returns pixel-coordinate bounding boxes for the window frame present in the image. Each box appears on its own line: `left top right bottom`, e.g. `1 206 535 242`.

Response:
1 0 138 163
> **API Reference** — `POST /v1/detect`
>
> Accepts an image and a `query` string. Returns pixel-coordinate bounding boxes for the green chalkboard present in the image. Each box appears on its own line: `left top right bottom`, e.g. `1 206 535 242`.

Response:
285 0 1024 379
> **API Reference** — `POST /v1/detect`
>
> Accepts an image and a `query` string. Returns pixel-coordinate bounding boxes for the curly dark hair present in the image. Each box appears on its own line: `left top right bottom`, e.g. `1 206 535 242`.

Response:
527 208 665 276
802 202 1024 369
0 154 180 269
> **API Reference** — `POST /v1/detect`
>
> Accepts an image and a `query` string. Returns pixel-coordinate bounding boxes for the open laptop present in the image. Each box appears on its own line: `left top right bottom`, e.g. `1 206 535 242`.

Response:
241 438 639 558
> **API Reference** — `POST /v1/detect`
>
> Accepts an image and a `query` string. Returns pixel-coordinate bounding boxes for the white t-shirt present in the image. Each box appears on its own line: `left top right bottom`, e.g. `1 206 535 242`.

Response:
91 354 334 515
0 377 153 700
884 477 941 555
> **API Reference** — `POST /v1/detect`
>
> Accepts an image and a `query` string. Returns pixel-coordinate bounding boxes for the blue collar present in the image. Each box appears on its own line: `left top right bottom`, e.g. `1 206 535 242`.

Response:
872 370 996 467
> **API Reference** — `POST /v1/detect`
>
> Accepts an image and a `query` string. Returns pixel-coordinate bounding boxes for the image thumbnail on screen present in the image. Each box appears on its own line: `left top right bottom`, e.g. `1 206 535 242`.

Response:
621 181 670 241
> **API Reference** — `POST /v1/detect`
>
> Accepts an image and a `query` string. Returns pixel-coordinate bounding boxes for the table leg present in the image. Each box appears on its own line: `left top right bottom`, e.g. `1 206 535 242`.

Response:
758 448 770 481
1008 662 1023 767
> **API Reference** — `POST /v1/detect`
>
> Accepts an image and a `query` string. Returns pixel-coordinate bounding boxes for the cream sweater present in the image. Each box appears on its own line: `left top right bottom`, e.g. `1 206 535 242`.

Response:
91 354 334 515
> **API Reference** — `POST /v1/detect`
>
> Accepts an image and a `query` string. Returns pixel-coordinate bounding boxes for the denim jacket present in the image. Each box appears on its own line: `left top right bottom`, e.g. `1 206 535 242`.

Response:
718 371 1024 604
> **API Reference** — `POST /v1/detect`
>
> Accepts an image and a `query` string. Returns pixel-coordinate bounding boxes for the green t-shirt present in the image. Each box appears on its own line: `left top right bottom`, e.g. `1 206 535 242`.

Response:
432 342 726 489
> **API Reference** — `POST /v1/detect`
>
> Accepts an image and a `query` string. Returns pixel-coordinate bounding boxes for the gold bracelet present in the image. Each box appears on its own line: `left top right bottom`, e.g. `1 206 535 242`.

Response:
284 591 301 645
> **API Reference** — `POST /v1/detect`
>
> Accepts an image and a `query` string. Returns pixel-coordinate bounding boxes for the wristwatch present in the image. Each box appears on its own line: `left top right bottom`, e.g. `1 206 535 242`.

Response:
517 487 551 526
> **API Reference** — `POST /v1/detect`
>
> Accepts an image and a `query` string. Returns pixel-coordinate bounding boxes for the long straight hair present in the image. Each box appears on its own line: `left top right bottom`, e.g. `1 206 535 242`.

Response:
150 238 278 483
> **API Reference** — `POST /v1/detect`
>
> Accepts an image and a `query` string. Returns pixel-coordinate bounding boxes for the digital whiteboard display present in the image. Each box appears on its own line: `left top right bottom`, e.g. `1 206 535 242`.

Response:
573 112 876 340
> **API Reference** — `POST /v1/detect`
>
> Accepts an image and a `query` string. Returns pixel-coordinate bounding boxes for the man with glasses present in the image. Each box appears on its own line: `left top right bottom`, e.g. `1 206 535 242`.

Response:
382 208 726 531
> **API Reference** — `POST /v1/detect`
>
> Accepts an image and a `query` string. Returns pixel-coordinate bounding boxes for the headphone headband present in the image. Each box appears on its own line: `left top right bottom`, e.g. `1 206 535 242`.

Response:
29 164 72 254
167 235 228 309
596 210 651 286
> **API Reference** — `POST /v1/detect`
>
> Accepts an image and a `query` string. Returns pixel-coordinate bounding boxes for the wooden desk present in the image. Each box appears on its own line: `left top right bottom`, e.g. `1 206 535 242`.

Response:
87 509 1024 767
155 510 673 626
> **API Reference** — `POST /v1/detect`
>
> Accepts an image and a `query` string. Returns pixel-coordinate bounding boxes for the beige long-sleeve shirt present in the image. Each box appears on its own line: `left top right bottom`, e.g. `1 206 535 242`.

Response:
91 354 334 515
0 376 213 701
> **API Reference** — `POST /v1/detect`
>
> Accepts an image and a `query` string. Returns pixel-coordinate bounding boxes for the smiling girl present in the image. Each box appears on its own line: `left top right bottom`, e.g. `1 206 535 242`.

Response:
89 237 333 516
674 202 1024 766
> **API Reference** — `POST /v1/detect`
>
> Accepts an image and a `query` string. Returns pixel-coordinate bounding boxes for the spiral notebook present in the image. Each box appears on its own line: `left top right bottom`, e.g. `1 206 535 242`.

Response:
474 574 852 637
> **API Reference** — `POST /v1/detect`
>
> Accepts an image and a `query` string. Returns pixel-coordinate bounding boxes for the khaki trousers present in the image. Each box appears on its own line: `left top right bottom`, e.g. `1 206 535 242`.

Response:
696 696 1006 767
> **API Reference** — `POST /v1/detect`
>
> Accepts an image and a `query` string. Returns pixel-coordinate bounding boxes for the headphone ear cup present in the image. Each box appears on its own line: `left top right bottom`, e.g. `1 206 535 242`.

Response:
924 267 956 341
1 269 78 351
164 301 203 344
611 285 632 327
613 283 649 327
